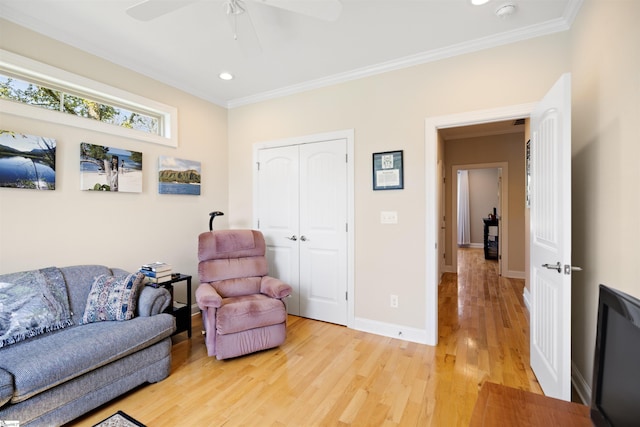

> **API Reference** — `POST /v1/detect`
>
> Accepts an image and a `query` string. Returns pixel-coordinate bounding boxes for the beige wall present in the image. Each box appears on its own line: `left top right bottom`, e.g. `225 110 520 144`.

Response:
444 133 526 275
569 0 640 394
227 34 570 329
0 20 229 304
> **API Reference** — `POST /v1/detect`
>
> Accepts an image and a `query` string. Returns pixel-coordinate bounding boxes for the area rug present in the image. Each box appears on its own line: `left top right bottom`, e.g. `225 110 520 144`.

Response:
92 411 146 427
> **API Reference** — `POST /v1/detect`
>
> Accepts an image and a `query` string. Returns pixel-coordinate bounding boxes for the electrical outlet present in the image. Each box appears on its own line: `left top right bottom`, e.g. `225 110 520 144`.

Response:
390 294 399 308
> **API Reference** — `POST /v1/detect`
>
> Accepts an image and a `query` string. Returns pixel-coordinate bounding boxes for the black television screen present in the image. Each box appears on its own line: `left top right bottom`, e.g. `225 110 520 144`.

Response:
590 285 640 427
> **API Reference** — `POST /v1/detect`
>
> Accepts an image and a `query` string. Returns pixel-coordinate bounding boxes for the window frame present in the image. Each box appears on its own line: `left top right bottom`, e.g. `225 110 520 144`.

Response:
0 49 178 147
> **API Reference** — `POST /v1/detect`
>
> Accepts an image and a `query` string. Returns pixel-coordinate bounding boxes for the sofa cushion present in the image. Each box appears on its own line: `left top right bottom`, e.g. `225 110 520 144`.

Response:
0 313 175 403
58 265 115 325
82 272 145 323
216 294 286 335
0 367 13 407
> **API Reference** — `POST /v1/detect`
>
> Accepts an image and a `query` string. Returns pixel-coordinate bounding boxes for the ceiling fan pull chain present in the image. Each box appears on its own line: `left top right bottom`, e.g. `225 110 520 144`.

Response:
233 14 239 40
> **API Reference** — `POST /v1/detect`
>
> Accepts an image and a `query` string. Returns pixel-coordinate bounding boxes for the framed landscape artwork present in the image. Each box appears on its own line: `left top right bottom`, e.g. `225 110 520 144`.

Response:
0 130 56 190
80 142 142 192
158 156 201 195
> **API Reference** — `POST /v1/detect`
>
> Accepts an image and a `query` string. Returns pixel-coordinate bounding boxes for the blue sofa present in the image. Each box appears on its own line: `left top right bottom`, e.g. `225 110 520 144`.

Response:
0 265 175 426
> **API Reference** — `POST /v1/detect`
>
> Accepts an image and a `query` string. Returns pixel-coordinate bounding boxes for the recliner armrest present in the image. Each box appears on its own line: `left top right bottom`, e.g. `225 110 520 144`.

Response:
196 283 223 308
260 276 292 299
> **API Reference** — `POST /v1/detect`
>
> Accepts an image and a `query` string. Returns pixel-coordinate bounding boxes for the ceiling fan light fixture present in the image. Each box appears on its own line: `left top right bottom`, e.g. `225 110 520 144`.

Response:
219 72 234 81
224 0 246 16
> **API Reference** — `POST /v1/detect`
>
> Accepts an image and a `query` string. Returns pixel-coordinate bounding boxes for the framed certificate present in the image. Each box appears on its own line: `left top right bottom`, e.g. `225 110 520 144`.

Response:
372 150 404 190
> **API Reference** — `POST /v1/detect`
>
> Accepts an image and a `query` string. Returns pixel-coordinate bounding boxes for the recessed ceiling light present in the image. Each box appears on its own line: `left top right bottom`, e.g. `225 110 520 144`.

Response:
471 0 490 5
219 72 234 81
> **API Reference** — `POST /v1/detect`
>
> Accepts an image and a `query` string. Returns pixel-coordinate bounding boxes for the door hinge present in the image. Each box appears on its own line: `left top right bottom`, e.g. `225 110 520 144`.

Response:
345 291 348 301
257 219 260 228
345 223 348 232
256 161 260 171
345 153 348 163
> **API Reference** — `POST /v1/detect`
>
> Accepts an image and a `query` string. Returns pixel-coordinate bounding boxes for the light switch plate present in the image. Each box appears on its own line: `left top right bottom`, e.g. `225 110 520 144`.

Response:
380 211 398 224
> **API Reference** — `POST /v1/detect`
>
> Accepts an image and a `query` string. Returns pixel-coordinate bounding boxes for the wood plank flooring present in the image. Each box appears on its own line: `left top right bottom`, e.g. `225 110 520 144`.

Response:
68 248 541 426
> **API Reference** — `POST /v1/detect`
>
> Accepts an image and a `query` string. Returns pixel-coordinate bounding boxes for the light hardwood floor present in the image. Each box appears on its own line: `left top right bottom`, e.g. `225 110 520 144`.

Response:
68 248 542 426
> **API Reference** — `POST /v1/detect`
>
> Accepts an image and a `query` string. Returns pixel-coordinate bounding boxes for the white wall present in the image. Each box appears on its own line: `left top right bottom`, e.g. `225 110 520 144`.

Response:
0 20 229 305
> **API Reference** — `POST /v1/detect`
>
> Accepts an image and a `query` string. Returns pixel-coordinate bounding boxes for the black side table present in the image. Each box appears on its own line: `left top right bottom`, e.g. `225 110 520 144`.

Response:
483 218 499 260
157 274 192 338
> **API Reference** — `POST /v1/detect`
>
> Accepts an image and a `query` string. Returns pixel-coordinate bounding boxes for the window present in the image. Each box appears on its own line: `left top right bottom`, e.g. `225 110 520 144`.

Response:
0 49 178 147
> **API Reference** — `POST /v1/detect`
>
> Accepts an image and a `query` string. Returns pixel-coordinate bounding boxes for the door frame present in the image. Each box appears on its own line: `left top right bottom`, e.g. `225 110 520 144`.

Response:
252 129 355 328
424 103 535 345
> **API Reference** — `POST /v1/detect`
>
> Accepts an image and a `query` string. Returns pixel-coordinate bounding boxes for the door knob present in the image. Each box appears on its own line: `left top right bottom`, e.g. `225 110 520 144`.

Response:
542 262 562 273
286 235 297 241
300 235 307 242
564 265 583 275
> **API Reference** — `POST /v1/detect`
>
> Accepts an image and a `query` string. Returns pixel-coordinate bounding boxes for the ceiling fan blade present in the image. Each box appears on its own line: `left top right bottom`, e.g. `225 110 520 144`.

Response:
258 0 342 22
126 0 199 21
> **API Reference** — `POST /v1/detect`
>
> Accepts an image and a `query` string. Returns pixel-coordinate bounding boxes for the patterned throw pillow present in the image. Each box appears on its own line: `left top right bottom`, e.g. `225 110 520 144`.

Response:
82 272 145 323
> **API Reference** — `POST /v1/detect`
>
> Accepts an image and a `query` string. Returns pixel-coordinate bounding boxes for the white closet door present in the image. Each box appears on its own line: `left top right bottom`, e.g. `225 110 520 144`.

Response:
299 140 348 325
257 139 348 325
257 145 300 315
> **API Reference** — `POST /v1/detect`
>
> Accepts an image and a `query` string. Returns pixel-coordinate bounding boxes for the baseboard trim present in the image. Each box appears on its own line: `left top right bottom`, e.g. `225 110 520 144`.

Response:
505 270 526 279
571 361 591 405
354 317 429 345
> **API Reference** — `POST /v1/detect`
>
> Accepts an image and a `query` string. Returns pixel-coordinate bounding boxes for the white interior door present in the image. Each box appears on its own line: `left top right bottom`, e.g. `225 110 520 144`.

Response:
257 145 300 315
299 140 348 324
257 139 348 325
530 73 572 401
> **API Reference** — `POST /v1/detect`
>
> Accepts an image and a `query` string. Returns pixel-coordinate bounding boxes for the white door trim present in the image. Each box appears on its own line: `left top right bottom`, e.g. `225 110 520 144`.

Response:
253 129 355 328
425 103 535 345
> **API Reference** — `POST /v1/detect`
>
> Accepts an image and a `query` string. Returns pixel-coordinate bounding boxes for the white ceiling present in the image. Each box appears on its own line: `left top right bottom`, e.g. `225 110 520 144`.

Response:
0 0 581 108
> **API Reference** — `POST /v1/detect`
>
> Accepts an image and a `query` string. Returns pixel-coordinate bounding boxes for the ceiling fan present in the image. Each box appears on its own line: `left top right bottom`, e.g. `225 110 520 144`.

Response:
126 0 343 54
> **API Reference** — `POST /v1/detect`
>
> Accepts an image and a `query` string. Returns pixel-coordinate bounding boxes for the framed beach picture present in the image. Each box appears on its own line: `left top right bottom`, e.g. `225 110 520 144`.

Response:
80 143 142 192
372 150 403 190
0 130 56 190
158 156 201 195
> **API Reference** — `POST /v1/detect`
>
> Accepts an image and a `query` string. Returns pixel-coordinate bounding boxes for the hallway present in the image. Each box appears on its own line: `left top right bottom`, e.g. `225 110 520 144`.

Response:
438 247 541 393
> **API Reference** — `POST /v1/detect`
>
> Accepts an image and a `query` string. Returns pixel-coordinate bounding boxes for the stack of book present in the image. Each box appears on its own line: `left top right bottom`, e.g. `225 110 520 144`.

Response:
139 262 172 286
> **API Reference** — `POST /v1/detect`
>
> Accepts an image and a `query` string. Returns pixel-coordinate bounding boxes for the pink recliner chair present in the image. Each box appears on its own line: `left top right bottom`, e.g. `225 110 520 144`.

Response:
196 229 292 360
